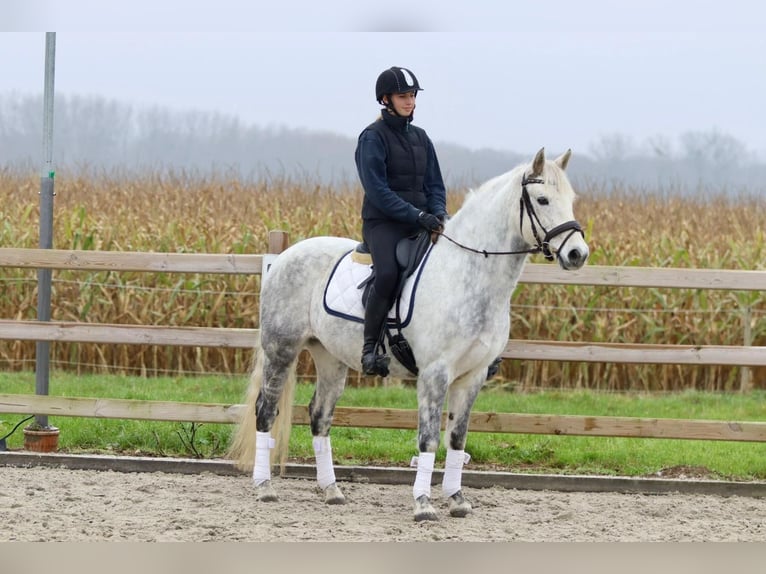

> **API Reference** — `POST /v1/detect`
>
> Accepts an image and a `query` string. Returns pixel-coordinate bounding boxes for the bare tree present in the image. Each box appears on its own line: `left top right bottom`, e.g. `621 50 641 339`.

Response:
588 132 636 162
644 134 675 158
680 128 750 169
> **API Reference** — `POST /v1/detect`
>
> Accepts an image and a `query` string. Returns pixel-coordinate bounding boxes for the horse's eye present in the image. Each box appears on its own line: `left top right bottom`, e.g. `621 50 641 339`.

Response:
537 197 549 206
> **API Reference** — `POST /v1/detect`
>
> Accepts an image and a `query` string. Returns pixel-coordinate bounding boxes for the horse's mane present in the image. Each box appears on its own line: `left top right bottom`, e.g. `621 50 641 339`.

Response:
457 164 526 214
459 157 575 215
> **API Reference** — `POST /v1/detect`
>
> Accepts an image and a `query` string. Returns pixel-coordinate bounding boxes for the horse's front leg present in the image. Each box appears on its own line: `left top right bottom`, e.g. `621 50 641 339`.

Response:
442 368 486 517
412 366 450 522
308 344 349 505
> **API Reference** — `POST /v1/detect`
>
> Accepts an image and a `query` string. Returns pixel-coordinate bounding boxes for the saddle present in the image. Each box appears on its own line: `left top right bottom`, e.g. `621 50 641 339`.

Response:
356 231 432 375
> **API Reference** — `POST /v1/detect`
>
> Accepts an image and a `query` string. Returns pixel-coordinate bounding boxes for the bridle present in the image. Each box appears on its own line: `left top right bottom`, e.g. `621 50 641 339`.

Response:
518 173 584 261
437 172 584 261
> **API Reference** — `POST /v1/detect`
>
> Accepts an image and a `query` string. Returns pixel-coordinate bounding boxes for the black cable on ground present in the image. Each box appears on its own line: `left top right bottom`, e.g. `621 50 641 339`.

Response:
0 415 34 451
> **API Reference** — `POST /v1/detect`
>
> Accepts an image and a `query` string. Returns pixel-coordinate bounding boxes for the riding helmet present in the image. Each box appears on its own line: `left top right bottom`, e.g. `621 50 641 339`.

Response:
375 66 422 105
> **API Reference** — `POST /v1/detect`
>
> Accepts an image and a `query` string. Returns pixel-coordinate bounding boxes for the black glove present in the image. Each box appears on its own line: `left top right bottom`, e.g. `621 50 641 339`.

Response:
417 211 443 233
437 212 450 224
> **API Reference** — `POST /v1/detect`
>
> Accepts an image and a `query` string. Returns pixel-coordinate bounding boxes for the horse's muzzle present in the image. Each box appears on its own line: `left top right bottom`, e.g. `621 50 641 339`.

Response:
543 220 588 269
559 245 589 270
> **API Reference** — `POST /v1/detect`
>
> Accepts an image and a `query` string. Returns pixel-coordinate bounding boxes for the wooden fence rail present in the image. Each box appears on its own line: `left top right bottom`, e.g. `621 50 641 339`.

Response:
0 235 764 444
2 393 765 443
1 245 764 368
0 320 765 366
2 246 765 289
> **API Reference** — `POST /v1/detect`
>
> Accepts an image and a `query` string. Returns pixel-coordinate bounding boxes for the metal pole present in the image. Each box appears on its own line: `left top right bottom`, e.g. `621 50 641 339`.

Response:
35 32 56 429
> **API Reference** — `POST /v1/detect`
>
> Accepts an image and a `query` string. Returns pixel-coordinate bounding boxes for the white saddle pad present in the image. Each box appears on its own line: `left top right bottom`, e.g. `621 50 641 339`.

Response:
323 247 432 326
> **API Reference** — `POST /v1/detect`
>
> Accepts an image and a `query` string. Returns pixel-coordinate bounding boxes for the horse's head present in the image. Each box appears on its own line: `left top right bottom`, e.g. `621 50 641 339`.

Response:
519 147 589 270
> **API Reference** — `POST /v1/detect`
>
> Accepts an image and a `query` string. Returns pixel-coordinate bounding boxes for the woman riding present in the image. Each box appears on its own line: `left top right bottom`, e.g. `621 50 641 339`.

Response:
355 66 448 377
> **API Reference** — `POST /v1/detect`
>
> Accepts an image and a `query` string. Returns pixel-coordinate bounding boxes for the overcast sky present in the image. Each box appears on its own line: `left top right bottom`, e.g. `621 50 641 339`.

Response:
2 1 765 161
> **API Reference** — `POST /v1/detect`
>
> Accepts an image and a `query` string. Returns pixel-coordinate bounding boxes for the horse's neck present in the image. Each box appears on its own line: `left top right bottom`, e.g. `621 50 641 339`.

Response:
451 170 528 253
434 169 530 293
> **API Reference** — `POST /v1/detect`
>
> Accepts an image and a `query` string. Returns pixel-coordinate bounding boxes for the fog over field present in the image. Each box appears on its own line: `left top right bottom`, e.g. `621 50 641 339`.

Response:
2 93 764 195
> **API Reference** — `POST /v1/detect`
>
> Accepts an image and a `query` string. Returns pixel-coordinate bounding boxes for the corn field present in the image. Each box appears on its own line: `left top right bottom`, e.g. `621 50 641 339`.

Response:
0 167 764 391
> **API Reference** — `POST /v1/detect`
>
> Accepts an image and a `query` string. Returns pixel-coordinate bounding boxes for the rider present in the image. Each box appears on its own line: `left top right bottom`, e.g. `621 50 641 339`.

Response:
355 66 448 376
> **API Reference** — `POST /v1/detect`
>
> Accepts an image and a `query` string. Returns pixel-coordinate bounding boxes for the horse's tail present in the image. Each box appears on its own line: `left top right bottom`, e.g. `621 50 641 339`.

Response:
229 332 296 473
228 334 264 471
227 333 297 472
270 364 297 474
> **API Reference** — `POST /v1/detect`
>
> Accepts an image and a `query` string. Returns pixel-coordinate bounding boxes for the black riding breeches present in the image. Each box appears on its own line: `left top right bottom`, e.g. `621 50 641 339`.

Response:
362 219 420 304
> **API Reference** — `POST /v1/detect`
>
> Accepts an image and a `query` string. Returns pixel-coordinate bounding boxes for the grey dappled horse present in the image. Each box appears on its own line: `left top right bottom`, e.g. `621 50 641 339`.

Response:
229 148 589 521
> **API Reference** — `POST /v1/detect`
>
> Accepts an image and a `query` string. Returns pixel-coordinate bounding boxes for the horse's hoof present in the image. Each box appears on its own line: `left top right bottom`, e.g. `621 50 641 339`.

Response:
255 480 278 502
323 483 347 505
414 494 439 522
448 490 472 518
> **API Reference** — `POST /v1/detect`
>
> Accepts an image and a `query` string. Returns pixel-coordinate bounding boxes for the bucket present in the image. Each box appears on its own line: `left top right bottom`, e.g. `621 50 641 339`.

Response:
23 426 60 453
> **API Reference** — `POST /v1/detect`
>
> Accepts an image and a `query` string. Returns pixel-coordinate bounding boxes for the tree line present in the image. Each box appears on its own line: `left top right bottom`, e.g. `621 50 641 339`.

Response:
1 93 764 194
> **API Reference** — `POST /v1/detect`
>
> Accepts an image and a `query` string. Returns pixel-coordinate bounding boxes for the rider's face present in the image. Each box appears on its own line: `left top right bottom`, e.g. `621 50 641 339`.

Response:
385 92 417 117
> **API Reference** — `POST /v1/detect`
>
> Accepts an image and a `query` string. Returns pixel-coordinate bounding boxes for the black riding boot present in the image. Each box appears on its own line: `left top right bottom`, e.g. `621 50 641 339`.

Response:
361 287 391 377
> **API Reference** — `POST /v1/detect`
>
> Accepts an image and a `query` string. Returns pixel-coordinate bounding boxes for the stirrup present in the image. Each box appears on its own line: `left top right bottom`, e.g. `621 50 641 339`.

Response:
362 351 390 377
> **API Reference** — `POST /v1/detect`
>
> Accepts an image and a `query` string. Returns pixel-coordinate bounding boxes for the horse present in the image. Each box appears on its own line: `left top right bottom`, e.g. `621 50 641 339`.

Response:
229 147 590 521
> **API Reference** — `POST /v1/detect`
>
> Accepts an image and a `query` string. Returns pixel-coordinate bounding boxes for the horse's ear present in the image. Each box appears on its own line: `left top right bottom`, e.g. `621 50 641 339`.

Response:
554 149 572 170
532 147 545 176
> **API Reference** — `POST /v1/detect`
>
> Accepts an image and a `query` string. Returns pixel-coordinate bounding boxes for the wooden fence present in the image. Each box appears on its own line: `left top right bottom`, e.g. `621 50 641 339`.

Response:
1 231 766 443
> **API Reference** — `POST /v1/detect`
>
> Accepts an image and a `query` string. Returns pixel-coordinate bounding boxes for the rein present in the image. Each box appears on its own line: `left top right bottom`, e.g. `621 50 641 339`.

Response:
437 173 584 260
437 230 542 258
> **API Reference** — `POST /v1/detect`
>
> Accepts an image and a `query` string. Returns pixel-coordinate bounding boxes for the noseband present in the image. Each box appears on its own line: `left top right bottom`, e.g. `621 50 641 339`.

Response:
520 173 584 261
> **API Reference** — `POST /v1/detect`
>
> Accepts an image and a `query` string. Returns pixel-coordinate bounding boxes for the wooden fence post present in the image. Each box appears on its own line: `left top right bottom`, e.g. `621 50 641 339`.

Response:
740 305 753 393
268 230 289 255
263 230 289 276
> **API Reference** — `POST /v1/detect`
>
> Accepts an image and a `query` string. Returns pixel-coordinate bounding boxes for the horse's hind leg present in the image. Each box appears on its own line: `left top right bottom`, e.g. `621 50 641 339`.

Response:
442 369 485 517
308 342 349 505
252 342 301 502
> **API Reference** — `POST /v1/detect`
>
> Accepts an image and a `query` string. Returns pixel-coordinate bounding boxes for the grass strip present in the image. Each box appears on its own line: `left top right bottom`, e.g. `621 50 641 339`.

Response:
1 372 764 480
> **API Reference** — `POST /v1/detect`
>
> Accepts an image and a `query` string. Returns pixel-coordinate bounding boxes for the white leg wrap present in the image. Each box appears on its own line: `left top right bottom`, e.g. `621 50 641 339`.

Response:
411 452 435 500
442 448 471 497
312 436 337 490
252 431 275 486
